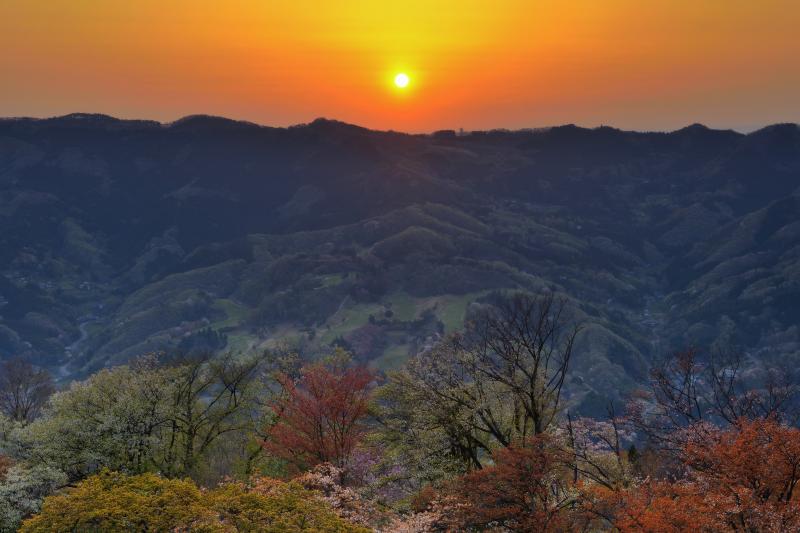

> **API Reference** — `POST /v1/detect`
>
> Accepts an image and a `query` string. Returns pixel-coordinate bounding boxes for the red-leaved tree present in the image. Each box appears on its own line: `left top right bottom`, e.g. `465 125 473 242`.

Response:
448 435 576 532
265 362 374 476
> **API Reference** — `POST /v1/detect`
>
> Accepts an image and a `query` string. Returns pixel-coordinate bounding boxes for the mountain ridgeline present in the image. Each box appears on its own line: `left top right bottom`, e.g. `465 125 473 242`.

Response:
1 113 799 412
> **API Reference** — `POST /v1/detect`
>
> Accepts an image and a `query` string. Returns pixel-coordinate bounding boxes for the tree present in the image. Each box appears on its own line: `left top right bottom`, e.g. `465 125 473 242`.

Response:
585 479 721 533
18 357 176 480
377 291 579 472
587 418 800 532
565 408 636 491
373 368 477 493
265 360 374 476
0 358 54 424
236 346 304 478
683 418 800 531
16 353 263 482
156 352 262 479
447 435 576 532
629 348 798 460
462 292 579 437
0 463 66 532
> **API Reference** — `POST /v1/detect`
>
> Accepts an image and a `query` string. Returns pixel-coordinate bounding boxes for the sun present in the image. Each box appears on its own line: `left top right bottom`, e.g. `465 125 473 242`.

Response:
394 72 410 89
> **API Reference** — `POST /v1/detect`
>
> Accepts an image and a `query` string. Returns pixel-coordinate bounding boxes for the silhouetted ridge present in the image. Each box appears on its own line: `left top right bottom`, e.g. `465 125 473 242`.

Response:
168 115 263 132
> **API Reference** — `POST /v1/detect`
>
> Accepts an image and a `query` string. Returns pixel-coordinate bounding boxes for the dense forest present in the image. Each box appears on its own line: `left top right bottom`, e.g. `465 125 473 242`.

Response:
2 292 799 531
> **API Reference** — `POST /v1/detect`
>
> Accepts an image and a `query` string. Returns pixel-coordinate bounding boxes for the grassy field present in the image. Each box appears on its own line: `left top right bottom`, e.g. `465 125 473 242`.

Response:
373 343 412 371
210 299 250 329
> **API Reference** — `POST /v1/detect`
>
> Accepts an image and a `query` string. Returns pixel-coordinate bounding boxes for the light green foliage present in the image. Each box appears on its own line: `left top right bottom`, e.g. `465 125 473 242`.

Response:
0 464 66 532
373 343 410 371
374 343 514 475
0 413 22 449
372 370 471 499
320 303 383 345
374 293 579 479
17 354 263 482
19 358 177 479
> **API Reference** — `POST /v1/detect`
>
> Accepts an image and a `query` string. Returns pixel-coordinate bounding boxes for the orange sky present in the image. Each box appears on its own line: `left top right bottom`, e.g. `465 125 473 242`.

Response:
1 0 798 132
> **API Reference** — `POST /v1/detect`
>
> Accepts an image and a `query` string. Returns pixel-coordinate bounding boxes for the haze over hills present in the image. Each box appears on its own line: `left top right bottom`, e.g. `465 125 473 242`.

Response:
1 113 799 413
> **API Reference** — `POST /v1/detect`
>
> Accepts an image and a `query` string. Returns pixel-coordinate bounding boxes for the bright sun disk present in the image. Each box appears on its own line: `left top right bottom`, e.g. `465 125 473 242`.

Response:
394 72 410 88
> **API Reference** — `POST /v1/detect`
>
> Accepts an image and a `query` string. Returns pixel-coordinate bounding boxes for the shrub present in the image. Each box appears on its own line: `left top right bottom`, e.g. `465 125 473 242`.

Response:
21 469 369 532
20 470 213 532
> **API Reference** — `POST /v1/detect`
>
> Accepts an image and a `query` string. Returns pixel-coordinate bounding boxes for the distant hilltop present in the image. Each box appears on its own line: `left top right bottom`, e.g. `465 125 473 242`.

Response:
3 111 797 137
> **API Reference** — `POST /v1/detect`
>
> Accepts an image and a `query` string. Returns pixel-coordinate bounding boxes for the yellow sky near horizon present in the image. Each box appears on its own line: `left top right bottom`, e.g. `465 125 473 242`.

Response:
1 0 798 131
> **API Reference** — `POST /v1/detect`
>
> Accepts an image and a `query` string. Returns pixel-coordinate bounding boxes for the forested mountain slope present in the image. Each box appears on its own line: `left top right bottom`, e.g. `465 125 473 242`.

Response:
1 114 798 411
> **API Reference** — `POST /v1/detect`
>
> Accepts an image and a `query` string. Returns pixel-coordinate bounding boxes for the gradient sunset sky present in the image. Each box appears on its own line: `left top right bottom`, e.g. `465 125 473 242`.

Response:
1 1 798 132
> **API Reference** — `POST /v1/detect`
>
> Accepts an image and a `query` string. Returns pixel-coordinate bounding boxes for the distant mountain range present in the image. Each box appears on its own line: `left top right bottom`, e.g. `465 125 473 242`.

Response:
1 113 799 413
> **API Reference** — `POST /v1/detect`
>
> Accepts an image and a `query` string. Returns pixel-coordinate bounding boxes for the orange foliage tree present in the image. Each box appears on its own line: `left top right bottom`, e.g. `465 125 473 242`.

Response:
684 417 800 530
586 479 723 532
587 418 800 532
447 435 576 532
264 361 374 476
